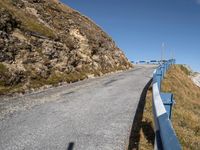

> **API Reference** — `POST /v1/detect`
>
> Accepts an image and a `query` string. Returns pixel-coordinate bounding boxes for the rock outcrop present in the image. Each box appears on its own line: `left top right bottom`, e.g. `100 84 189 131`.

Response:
0 0 132 94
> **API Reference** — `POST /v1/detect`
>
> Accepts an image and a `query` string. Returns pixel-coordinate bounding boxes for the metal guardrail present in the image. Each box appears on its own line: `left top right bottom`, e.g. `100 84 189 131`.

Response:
152 59 182 150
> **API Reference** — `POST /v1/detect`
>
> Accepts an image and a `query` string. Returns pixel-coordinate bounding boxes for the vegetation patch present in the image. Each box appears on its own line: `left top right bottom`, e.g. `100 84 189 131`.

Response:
136 65 200 150
0 0 55 38
162 65 200 150
0 63 9 86
0 63 7 74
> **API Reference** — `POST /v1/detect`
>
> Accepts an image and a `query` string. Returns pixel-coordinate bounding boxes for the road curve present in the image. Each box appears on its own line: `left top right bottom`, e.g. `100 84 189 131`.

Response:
0 65 155 150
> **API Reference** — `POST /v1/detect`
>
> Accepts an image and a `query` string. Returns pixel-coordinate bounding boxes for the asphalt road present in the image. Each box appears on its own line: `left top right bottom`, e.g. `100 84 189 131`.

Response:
0 65 155 150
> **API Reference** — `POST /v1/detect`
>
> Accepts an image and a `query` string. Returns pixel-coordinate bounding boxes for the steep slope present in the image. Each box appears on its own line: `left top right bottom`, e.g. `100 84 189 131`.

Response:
135 65 200 150
0 0 132 95
162 65 200 150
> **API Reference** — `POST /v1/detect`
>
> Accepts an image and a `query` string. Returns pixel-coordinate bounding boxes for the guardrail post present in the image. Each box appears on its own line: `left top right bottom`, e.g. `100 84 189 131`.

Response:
160 66 165 80
164 63 167 74
160 93 174 119
166 62 170 70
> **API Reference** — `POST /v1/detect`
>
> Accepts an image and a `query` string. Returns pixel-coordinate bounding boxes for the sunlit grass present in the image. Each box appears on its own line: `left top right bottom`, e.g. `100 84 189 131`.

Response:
162 65 200 150
138 65 200 150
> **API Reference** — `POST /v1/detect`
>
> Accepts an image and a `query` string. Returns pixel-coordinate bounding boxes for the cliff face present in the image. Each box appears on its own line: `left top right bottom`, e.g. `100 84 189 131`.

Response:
0 0 132 94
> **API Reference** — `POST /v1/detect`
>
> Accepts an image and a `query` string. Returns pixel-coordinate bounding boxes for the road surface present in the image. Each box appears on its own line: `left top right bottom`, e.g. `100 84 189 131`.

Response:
0 65 155 150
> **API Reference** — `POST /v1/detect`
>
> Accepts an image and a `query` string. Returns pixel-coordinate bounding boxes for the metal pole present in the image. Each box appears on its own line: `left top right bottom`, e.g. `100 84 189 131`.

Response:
161 42 165 63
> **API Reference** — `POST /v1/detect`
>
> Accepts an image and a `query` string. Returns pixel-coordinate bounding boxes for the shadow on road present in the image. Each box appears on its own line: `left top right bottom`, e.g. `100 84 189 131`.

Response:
67 142 74 150
141 120 155 145
128 79 155 150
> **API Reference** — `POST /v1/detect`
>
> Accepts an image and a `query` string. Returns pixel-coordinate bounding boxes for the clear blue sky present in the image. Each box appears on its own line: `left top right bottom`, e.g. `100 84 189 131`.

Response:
61 0 200 72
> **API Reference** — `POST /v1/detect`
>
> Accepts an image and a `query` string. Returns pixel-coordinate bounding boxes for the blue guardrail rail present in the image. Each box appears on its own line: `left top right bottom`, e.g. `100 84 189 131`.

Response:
152 59 182 150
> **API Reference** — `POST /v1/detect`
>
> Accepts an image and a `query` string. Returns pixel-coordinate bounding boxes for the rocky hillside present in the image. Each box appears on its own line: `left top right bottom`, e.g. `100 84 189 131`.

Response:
0 0 132 95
